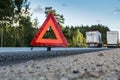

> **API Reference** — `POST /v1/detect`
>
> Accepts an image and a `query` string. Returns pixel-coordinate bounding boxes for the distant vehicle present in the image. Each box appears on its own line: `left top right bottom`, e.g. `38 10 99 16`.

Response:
107 31 119 48
86 31 102 47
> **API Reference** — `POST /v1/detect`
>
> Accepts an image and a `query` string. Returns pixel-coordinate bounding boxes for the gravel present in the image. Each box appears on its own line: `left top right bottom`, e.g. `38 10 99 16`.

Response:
0 48 120 80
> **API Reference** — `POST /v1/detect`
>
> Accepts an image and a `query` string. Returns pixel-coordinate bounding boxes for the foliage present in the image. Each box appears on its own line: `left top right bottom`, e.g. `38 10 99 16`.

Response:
0 0 36 47
45 7 65 25
44 7 86 47
63 24 110 47
44 7 65 39
0 0 14 21
63 27 86 47
78 24 110 44
0 2 110 47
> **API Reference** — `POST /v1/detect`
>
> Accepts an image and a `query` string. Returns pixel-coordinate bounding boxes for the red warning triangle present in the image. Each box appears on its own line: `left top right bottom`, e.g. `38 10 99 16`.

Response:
31 12 68 47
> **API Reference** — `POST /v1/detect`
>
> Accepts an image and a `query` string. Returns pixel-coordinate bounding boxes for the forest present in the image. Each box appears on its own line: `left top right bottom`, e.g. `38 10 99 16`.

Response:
0 0 110 47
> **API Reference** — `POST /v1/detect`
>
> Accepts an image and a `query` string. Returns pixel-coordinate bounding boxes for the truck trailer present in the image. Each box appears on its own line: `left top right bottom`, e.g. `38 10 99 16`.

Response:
86 31 102 47
107 31 119 48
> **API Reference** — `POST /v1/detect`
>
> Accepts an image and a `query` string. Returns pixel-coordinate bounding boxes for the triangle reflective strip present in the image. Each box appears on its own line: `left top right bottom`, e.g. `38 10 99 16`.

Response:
31 12 68 47
35 18 63 43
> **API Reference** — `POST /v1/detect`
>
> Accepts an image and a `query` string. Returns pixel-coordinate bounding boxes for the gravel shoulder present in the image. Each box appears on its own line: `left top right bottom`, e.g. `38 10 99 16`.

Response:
0 48 120 80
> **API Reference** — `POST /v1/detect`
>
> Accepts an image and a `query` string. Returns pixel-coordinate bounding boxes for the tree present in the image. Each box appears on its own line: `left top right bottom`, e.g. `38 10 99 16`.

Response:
44 7 65 39
78 24 110 44
0 0 35 47
13 0 37 47
0 0 14 47
63 26 72 46
12 0 31 46
18 16 35 46
79 25 90 37
64 24 110 47
45 7 65 25
0 0 14 21
72 28 86 47
63 26 86 47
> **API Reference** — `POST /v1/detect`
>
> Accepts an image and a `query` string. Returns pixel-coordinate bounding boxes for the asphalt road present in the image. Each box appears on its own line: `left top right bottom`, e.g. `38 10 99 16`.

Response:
0 47 109 52
0 47 110 65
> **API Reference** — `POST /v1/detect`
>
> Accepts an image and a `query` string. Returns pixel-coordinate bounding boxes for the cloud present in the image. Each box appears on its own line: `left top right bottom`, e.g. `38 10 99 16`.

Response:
113 7 120 15
96 19 102 23
62 3 67 7
96 19 101 22
32 5 44 14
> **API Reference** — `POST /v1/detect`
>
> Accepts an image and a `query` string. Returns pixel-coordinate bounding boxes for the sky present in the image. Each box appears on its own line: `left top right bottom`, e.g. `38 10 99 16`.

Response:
30 0 120 35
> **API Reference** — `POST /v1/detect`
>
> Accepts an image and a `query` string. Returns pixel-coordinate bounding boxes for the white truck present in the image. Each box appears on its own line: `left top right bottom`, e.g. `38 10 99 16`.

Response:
107 31 119 48
86 31 102 47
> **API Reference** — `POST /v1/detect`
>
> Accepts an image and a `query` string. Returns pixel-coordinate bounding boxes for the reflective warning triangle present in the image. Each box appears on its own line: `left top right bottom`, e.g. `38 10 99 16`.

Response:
31 12 68 47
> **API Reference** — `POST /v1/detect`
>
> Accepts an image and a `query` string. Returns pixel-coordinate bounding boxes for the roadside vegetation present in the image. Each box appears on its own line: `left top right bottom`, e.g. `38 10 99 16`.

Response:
0 0 110 47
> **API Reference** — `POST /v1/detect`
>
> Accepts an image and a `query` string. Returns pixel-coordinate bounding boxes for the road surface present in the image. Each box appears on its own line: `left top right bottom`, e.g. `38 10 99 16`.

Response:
0 47 110 65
